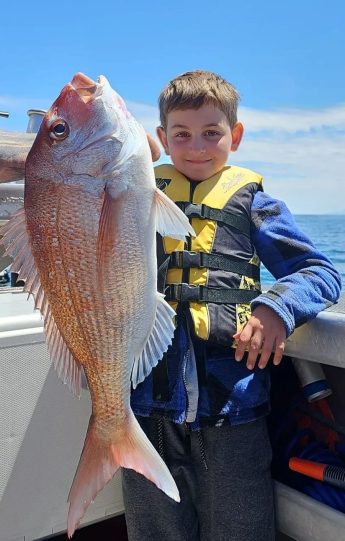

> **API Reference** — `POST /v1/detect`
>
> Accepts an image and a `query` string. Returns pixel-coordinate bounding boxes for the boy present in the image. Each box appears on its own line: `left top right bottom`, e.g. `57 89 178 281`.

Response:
122 70 341 541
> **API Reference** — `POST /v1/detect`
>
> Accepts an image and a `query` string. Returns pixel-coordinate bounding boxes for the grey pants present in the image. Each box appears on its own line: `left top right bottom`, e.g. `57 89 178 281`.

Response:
122 417 275 541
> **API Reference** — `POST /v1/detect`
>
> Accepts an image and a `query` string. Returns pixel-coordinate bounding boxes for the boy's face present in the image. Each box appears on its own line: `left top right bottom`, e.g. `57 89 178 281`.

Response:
157 104 243 181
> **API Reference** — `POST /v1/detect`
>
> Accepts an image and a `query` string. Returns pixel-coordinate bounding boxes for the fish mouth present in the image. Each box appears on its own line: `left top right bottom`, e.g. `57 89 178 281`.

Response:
70 72 105 103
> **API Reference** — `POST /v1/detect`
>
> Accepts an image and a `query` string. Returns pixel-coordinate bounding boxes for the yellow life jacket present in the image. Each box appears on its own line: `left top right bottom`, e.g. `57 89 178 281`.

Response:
156 164 263 347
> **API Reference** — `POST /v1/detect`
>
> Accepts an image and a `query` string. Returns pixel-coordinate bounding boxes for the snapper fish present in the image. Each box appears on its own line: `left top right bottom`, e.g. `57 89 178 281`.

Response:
1 73 195 537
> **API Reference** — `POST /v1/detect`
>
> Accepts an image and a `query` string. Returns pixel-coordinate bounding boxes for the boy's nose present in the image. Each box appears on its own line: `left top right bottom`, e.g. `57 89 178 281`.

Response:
188 137 206 154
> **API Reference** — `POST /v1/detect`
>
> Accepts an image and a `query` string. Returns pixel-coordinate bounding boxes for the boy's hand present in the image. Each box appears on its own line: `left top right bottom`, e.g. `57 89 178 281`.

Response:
146 133 161 162
233 305 286 370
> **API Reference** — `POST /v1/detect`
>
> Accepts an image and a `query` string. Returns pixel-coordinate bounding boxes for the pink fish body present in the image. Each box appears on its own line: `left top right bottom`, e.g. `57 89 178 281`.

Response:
1 73 194 536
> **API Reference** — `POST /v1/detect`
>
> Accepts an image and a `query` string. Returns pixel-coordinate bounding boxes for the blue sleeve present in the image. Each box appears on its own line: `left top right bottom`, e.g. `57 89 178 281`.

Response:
250 191 342 336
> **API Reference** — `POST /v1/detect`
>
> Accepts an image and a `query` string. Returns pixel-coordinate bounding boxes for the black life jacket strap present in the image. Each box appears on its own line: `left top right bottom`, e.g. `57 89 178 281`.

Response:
157 233 171 293
157 256 170 293
165 284 260 304
169 251 260 281
175 202 251 236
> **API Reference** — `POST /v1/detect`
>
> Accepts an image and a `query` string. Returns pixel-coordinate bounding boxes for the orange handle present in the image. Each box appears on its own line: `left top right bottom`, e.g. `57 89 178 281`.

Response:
289 457 326 481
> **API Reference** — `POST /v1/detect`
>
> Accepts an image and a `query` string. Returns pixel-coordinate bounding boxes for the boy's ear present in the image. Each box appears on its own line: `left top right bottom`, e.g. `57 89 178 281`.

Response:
156 126 170 155
231 122 244 151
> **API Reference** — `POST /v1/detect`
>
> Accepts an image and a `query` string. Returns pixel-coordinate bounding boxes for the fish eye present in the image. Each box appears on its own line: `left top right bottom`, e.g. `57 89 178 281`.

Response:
49 119 70 141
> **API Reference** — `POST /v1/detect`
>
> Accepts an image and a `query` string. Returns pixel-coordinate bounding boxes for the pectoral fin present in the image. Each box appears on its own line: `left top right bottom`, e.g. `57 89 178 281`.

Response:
96 184 127 286
131 292 176 389
155 187 195 240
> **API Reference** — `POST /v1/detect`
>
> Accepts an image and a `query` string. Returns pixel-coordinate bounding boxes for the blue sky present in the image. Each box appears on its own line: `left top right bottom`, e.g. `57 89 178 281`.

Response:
1 0 345 214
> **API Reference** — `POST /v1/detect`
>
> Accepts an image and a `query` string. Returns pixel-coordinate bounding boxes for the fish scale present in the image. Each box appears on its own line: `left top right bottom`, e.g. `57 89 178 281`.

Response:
28 183 105 364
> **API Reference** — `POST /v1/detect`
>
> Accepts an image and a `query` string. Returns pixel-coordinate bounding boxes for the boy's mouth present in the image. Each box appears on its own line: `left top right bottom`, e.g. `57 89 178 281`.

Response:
186 159 212 164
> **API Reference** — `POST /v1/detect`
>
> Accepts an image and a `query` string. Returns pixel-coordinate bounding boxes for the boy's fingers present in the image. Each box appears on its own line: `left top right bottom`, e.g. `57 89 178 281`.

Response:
258 341 274 369
234 325 253 361
246 333 263 370
235 342 247 361
273 339 285 366
246 350 259 370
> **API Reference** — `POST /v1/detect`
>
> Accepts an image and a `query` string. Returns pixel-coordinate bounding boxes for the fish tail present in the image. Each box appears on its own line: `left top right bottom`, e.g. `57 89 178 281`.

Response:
67 411 180 537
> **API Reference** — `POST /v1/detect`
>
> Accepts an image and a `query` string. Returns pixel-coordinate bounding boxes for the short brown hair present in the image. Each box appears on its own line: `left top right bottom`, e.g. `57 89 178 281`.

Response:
158 70 240 130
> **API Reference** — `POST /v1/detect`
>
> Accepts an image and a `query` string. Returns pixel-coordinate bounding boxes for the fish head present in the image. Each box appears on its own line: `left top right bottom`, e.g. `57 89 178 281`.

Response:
26 73 147 183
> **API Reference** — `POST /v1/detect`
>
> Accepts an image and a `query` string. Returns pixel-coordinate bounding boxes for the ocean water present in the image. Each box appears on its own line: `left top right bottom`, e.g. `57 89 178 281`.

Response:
261 215 345 292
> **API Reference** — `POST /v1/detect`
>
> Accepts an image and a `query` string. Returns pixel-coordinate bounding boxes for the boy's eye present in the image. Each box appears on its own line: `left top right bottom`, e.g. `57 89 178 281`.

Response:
174 131 190 138
204 130 220 137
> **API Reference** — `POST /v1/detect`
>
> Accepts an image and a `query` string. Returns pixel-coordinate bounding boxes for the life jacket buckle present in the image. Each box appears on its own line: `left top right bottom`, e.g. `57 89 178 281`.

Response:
171 283 182 301
170 251 200 269
170 251 184 268
200 204 208 218
177 203 209 220
183 203 201 218
165 283 203 302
